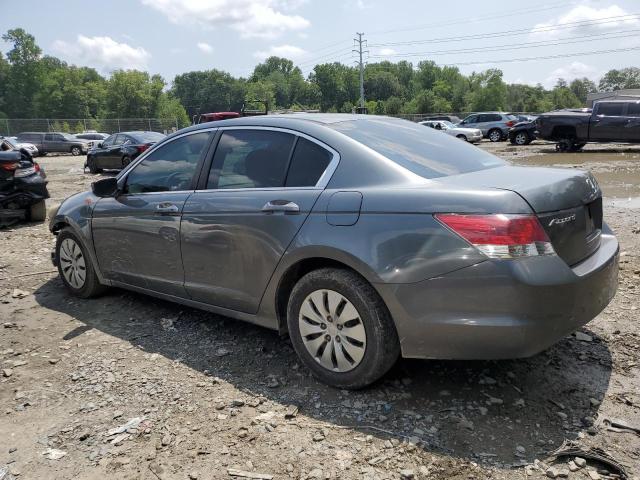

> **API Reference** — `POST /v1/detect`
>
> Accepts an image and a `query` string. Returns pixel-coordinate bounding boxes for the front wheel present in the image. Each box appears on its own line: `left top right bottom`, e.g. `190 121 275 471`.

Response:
70 146 82 156
56 228 107 298
287 268 400 389
87 156 102 174
488 129 502 142
514 131 529 146
456 134 468 142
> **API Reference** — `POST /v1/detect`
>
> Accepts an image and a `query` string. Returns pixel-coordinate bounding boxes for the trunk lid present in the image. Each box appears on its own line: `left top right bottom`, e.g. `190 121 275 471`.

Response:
437 165 603 265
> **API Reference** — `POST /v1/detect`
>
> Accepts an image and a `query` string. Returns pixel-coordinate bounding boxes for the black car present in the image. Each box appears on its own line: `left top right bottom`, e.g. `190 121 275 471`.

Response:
86 131 166 173
0 141 48 226
508 121 537 145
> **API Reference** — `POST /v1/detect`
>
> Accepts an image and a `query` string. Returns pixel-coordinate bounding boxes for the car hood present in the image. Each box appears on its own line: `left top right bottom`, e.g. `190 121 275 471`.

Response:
437 165 600 213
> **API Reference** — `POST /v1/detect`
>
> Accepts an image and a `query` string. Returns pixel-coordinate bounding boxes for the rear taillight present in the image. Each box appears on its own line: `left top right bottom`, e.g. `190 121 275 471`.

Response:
435 213 555 259
1 162 20 171
137 143 151 153
505 120 516 127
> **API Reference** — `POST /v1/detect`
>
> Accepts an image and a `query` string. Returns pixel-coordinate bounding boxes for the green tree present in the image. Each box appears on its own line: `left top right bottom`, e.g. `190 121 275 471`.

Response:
2 28 42 117
106 70 164 118
156 93 190 128
569 78 597 104
171 69 245 117
465 69 507 111
384 96 404 115
598 67 640 91
364 70 403 101
309 63 359 112
548 79 581 109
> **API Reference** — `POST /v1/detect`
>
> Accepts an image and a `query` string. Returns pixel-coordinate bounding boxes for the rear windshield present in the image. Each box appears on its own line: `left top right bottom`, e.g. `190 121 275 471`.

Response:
130 132 166 143
329 117 505 179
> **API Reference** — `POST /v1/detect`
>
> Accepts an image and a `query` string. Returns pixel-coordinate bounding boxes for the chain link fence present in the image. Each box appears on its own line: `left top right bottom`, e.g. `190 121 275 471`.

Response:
0 118 180 136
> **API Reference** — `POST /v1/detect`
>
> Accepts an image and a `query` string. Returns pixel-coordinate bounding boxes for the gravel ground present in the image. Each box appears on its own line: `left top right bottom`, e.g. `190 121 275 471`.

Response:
1 141 639 480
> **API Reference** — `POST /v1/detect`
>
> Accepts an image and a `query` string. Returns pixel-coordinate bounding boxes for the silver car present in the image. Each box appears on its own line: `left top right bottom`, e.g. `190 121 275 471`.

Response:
49 115 619 389
458 112 518 142
419 120 483 143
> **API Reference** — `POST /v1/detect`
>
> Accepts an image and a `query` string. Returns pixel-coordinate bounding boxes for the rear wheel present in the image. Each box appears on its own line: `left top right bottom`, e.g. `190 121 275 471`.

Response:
488 128 502 142
87 156 102 174
287 268 400 389
456 134 468 142
121 156 132 169
70 146 82 156
56 228 107 298
29 200 46 222
514 131 529 146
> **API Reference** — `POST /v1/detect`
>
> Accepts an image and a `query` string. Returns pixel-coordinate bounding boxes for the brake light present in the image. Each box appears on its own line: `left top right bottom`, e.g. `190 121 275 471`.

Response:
0 162 19 171
137 143 151 153
505 120 516 127
435 213 554 259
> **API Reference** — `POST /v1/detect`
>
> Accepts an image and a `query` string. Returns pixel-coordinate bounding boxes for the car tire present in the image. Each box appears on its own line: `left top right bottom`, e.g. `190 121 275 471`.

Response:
40 152 48 156
456 134 468 142
121 156 132 168
488 129 502 142
28 200 46 222
287 268 400 389
87 156 102 174
56 228 107 298
514 131 529 146
70 146 82 156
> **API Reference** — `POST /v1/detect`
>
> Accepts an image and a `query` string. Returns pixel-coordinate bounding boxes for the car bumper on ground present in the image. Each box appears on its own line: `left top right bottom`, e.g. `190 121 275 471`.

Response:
377 228 619 360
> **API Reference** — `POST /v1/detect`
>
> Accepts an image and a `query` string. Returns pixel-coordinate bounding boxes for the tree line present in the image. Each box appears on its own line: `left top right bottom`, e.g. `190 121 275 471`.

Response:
2 28 640 130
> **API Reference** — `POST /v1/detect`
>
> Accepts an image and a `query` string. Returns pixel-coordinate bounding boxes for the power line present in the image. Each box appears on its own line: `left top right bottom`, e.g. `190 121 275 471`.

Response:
298 46 354 68
437 46 640 67
368 13 640 47
368 29 640 58
368 1 571 35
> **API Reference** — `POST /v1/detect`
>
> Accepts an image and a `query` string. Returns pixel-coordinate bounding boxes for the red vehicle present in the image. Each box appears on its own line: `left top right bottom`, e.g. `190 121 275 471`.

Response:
195 101 268 124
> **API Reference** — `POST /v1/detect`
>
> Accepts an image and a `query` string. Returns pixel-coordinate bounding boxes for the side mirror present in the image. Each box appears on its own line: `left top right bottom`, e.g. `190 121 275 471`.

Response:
91 177 118 197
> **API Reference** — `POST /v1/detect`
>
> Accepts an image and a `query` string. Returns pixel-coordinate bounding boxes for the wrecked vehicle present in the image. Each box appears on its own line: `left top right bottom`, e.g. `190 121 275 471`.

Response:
0 148 49 227
536 100 640 151
49 114 619 389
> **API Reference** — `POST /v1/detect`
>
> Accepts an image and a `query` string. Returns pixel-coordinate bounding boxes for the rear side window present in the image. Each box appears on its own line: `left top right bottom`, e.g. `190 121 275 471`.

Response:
330 117 505 179
627 102 640 116
44 133 55 141
597 103 624 116
285 138 333 187
125 132 212 194
207 130 295 189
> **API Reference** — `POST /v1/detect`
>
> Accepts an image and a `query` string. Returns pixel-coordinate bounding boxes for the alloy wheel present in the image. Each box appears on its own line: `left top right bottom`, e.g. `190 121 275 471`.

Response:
59 238 86 289
515 132 528 145
298 289 367 372
489 130 501 142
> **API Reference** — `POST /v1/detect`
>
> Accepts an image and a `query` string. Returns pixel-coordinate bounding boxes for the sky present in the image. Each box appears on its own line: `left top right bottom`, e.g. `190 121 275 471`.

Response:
1 0 639 88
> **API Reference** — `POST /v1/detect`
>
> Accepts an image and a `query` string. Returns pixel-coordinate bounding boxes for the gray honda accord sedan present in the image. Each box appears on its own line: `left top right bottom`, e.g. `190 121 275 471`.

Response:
49 114 619 388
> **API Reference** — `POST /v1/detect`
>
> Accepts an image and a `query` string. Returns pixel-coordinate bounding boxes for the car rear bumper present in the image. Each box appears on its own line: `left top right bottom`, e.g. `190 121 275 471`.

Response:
377 228 619 359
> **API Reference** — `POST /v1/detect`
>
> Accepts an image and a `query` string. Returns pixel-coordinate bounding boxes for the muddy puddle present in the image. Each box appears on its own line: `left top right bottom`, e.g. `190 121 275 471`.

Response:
510 150 640 206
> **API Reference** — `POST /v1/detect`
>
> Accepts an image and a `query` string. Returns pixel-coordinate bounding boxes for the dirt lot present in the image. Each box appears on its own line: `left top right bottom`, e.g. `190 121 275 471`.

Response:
1 141 639 480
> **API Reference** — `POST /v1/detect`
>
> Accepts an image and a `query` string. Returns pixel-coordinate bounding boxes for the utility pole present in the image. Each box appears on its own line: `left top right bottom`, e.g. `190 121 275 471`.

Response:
353 32 368 112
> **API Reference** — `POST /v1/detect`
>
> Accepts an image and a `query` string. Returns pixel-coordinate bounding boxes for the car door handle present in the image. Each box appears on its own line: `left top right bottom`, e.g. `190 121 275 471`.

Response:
156 203 180 214
261 200 300 213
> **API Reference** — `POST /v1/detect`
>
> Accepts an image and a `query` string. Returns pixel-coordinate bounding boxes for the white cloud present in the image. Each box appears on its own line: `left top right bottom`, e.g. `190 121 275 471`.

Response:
531 5 638 37
378 48 396 56
253 44 306 60
197 42 214 54
141 0 310 39
52 35 150 72
543 61 599 88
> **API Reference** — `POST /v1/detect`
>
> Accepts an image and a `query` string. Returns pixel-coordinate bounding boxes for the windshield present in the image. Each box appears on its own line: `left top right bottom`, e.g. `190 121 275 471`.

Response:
441 121 454 128
130 132 165 143
3 137 18 147
330 117 505 179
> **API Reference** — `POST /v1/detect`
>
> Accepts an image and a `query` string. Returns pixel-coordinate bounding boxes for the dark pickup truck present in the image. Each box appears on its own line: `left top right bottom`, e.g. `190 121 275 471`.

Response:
536 100 640 151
